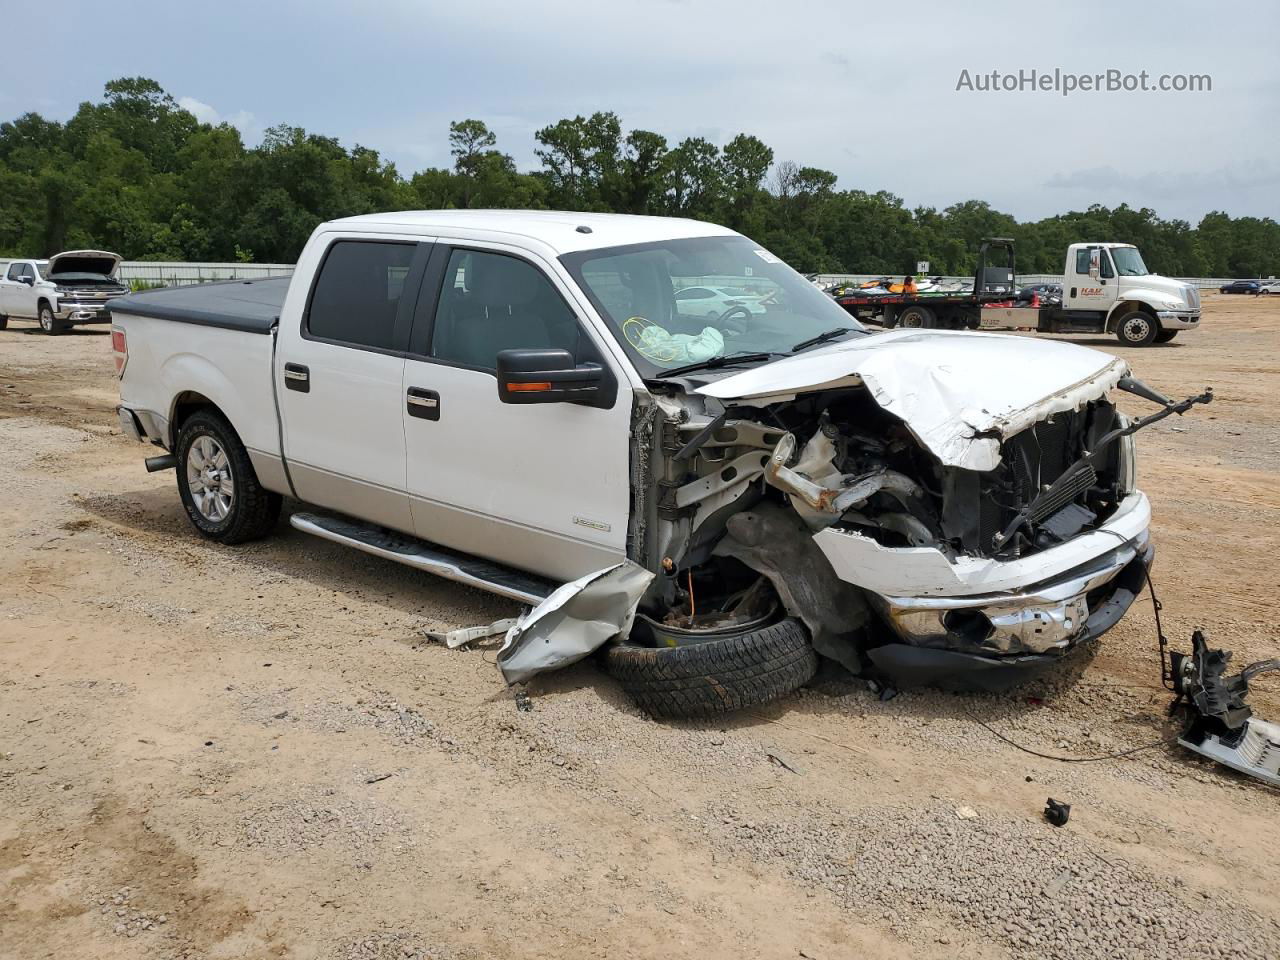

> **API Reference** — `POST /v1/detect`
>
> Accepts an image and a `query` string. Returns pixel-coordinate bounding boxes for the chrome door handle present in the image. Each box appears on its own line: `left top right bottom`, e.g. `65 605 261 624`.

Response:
284 363 310 393
406 387 440 421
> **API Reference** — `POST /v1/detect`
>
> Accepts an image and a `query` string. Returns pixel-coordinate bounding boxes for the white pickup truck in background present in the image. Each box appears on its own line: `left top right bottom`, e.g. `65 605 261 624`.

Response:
108 211 1210 717
0 250 130 333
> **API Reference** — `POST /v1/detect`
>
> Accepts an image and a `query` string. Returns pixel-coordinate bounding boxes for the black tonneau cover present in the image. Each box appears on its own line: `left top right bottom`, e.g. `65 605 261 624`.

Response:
107 277 291 334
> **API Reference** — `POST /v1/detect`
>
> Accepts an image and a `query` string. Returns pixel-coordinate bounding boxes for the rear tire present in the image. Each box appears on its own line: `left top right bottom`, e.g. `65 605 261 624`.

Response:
1114 310 1158 347
897 305 935 329
175 409 281 544
39 303 67 336
0 315 8 330
1155 330 1178 344
603 617 817 719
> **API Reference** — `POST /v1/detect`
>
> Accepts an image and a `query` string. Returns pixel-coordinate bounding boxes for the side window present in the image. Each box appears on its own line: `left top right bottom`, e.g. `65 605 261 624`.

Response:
674 287 709 301
1099 250 1115 279
429 249 582 370
6 263 24 281
1074 249 1091 275
306 241 416 351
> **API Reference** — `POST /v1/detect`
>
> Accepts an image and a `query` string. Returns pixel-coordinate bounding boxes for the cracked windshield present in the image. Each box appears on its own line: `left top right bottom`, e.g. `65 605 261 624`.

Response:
563 235 864 375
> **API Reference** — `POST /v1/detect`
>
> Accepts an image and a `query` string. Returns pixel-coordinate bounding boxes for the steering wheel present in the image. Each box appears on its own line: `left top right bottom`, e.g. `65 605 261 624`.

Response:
714 304 753 337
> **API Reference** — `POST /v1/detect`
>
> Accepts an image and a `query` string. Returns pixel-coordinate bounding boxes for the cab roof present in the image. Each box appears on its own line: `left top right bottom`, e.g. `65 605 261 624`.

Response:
321 209 738 255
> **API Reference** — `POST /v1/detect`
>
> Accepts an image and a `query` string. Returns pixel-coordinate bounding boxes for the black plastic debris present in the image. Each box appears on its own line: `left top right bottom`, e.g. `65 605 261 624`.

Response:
1044 798 1071 826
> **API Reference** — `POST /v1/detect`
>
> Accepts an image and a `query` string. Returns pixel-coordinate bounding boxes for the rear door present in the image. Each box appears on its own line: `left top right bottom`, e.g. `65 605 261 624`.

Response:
399 242 632 582
275 236 432 534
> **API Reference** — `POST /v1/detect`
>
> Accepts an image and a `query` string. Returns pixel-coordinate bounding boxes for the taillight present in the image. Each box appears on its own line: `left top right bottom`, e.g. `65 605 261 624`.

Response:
111 326 127 377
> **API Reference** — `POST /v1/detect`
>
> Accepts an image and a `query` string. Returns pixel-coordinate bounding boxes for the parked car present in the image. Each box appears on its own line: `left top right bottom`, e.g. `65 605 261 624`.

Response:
0 251 129 333
109 211 1204 717
674 285 766 319
1219 280 1260 295
1258 281 1280 296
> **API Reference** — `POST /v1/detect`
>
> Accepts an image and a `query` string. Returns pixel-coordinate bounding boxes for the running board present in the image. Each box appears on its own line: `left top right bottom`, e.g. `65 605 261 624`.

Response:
290 512 555 605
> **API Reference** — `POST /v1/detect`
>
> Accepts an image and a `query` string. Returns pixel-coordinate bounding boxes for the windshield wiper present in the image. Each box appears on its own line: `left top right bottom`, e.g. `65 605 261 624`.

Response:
791 327 856 352
652 351 783 379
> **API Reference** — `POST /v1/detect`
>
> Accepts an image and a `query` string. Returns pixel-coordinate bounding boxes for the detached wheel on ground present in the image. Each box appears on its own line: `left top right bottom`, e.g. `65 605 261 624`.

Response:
603 617 817 719
39 304 67 335
1114 310 1158 347
175 409 282 544
1155 330 1178 343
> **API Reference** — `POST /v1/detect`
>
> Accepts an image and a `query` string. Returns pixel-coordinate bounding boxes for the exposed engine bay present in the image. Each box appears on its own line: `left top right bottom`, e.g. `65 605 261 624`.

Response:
622 370 1210 688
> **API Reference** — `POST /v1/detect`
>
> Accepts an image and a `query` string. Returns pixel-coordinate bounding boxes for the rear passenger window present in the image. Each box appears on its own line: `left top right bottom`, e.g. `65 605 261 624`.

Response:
429 249 582 370
307 241 415 350
6 263 23 281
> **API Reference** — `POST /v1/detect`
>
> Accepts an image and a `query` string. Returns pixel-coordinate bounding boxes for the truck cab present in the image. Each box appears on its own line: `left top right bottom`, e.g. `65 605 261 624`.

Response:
1061 242 1200 346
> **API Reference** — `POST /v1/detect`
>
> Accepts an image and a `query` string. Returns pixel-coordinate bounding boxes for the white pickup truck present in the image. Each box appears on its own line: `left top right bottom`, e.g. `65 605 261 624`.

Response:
109 211 1210 717
0 250 130 333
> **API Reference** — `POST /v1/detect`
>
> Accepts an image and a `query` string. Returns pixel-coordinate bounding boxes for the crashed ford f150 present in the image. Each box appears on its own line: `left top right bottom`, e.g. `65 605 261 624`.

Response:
108 211 1208 717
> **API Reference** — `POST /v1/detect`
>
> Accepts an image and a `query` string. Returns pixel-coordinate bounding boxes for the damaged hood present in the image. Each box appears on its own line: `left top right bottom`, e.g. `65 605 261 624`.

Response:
698 330 1128 471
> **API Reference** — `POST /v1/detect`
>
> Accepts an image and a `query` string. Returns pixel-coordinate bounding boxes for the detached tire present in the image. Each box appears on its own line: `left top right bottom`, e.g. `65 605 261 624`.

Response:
604 618 817 719
176 409 281 544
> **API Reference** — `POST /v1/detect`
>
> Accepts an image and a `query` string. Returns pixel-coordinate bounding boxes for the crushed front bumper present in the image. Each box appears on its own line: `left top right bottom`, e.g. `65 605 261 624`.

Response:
865 539 1152 691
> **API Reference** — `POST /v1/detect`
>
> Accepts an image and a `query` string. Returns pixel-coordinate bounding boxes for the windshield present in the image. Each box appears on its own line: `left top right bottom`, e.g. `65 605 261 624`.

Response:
561 235 865 377
1110 247 1149 276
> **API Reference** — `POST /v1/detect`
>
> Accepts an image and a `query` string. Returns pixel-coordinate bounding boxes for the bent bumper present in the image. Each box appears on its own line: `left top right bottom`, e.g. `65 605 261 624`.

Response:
867 541 1153 691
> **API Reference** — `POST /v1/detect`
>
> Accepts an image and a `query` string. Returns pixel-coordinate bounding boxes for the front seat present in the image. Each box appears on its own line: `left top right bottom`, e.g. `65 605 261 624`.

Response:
449 254 558 368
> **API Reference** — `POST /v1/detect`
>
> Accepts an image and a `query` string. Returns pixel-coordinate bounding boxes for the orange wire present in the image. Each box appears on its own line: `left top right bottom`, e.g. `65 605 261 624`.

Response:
687 569 696 619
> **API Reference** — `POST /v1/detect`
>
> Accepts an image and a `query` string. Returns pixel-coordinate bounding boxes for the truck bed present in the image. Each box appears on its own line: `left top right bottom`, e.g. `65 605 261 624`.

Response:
107 277 290 334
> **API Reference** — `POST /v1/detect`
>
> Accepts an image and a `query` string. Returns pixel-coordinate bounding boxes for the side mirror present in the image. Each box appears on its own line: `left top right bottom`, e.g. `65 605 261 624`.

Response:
496 348 617 409
19 276 34 286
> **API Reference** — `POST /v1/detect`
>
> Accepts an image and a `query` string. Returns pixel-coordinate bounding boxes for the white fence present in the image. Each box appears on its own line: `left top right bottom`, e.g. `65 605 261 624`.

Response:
1 258 1264 292
117 261 295 288
0 258 295 288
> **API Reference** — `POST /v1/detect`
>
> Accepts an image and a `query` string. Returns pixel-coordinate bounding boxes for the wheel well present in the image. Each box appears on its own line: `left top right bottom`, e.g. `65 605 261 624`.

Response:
169 392 221 446
1107 300 1158 332
37 297 52 311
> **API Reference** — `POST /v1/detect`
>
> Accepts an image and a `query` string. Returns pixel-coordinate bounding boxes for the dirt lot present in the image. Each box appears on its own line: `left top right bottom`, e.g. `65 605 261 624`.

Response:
2 296 1278 960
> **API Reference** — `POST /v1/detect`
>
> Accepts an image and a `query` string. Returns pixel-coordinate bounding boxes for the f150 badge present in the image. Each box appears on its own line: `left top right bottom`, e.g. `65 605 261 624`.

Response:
573 516 611 532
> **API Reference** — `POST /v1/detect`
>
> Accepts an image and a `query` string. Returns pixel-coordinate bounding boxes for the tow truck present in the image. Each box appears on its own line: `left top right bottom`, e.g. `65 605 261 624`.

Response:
834 239 1201 347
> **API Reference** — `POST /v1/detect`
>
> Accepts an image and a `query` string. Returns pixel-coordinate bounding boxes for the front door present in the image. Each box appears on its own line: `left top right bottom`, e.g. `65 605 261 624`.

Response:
400 243 632 583
1065 245 1117 313
275 238 431 534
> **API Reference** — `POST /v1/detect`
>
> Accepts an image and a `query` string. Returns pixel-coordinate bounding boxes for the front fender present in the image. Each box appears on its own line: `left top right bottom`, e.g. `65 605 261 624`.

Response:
1105 290 1172 328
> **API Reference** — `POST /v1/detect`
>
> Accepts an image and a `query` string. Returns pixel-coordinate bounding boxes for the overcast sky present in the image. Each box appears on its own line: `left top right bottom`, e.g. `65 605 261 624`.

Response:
3 0 1276 223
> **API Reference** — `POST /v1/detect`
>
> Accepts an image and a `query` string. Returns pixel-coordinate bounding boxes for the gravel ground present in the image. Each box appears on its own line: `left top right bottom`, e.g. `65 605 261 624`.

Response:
1 297 1277 960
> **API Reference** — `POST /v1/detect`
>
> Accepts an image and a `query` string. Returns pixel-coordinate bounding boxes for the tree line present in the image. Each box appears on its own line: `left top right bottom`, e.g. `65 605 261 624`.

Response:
1 78 1276 279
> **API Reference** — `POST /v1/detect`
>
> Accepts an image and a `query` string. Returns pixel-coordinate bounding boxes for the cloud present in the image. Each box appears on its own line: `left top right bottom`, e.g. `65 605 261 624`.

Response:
177 96 259 141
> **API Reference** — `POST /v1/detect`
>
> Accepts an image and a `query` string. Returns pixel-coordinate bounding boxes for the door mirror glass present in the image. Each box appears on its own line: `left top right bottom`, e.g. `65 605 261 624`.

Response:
1087 248 1101 280
495 348 616 409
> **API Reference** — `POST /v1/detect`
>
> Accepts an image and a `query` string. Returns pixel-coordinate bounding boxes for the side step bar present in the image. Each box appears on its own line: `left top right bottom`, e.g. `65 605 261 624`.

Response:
290 512 554 605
